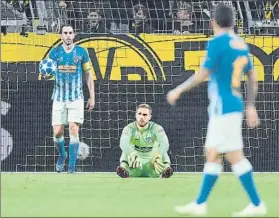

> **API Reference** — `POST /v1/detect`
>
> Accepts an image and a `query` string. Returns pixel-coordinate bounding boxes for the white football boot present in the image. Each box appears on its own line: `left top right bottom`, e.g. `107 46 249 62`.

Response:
232 202 267 217
174 201 207 216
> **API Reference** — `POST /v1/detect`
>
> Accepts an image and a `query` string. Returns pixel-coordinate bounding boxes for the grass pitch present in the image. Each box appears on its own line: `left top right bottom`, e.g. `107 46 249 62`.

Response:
1 173 278 217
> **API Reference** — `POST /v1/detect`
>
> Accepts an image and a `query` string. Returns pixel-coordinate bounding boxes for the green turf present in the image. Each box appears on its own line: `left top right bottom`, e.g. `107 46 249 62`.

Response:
1 173 278 217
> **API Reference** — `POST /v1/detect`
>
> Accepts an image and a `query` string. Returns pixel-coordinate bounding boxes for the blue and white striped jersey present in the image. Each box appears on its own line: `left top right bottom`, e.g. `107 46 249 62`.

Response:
49 45 90 102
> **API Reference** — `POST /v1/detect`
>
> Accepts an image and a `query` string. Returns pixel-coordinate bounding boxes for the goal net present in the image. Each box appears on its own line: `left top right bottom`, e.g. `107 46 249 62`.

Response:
1 0 278 172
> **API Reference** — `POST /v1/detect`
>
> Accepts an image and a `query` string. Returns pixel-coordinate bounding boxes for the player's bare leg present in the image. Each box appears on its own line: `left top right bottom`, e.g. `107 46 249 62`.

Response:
68 122 80 173
225 150 267 217
175 148 222 216
53 125 67 173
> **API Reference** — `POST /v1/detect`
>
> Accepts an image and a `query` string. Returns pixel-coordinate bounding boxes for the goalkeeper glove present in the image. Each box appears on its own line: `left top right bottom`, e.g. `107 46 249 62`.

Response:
128 151 142 169
152 154 165 175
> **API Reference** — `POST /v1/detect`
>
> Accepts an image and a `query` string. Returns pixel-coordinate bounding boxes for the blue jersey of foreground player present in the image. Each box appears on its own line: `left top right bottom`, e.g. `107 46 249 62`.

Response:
49 45 90 102
203 32 252 116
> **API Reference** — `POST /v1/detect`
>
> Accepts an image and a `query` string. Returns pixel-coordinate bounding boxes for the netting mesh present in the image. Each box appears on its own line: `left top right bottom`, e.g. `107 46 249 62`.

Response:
1 0 279 172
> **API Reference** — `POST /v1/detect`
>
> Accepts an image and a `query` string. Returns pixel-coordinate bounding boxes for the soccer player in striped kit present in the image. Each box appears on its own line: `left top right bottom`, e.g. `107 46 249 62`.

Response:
49 25 95 173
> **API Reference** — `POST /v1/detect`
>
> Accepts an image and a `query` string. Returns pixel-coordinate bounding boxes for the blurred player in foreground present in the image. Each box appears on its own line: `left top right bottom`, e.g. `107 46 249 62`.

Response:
49 25 95 173
167 3 267 217
116 104 173 178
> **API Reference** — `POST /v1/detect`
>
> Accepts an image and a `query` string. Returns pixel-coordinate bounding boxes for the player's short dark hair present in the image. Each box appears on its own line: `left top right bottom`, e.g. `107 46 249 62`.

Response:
136 104 152 114
59 25 74 34
213 3 235 28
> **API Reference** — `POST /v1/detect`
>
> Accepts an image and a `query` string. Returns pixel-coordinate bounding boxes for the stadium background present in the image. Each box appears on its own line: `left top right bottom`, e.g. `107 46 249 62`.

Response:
1 0 279 173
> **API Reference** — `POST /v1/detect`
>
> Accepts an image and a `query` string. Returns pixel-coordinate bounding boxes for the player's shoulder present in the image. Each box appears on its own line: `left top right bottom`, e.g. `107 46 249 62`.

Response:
206 35 225 51
149 122 165 133
49 44 61 53
125 121 137 130
210 33 248 51
208 32 229 43
48 45 63 59
121 122 135 136
209 32 231 45
75 45 88 54
228 33 249 51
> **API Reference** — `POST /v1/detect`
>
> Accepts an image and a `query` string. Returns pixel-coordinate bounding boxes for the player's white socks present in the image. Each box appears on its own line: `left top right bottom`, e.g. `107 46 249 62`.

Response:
53 136 66 157
196 162 222 204
232 158 261 206
69 136 80 171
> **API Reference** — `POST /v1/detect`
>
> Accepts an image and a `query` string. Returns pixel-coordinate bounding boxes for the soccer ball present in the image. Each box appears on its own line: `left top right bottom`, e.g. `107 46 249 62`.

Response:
39 58 57 77
77 142 90 160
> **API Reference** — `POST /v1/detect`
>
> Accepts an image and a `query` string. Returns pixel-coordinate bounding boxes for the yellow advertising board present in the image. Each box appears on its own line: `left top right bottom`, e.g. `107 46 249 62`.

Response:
2 33 279 81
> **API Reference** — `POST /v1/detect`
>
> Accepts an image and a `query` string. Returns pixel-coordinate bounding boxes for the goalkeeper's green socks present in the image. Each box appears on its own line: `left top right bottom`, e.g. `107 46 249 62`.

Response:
69 136 79 173
54 136 66 157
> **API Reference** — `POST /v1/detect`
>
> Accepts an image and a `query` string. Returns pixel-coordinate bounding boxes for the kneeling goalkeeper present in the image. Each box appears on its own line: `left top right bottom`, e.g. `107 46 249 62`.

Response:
116 104 173 178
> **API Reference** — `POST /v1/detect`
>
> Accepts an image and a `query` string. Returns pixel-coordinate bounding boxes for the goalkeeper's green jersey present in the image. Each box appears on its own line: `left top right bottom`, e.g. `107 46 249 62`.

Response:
119 121 169 159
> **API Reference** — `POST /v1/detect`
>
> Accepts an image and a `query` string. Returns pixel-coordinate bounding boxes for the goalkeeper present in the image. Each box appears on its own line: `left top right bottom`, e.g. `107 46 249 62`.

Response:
116 104 173 178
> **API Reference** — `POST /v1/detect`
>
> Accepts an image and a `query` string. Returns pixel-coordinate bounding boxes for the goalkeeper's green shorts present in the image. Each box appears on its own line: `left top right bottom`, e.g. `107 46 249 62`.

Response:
128 161 160 178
